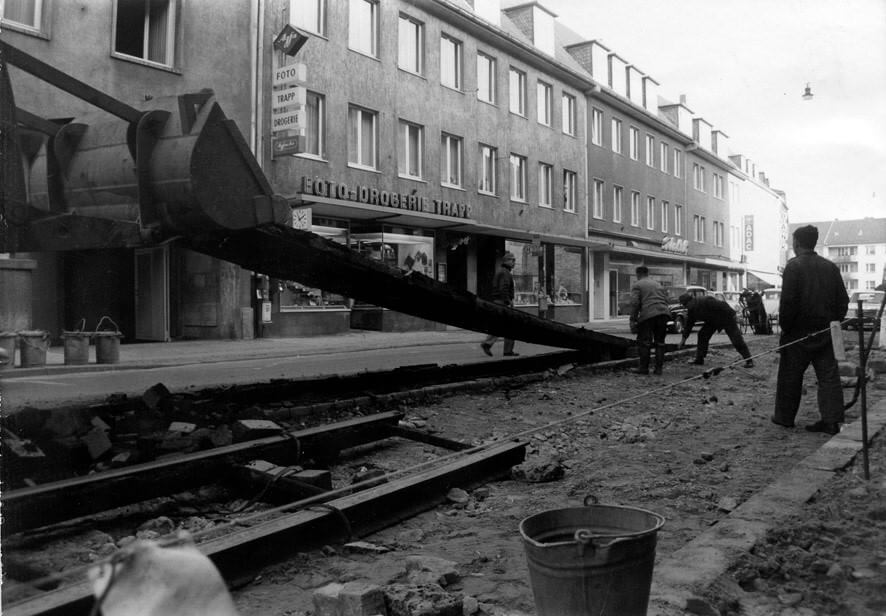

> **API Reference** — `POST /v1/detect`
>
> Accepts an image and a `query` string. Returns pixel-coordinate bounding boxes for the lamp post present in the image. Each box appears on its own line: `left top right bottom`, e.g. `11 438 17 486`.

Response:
802 83 814 101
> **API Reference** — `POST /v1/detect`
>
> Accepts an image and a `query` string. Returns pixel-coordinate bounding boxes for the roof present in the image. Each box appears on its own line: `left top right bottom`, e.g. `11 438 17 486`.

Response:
789 218 886 246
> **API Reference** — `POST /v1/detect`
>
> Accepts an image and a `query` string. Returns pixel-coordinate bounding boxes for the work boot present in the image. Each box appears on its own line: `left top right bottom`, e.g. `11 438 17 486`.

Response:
687 358 704 366
744 359 755 368
633 347 650 375
805 420 840 435
653 344 665 375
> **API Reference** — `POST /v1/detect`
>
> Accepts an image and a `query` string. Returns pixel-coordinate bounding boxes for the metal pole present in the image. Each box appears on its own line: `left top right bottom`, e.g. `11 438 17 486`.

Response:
857 299 870 480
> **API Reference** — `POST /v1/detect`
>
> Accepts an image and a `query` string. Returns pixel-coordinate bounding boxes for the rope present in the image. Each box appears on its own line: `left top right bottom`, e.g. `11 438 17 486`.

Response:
9 316 862 601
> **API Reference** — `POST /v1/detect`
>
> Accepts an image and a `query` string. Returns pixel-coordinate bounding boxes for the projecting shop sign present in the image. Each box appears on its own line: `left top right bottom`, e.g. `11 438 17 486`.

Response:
743 215 754 252
271 57 307 157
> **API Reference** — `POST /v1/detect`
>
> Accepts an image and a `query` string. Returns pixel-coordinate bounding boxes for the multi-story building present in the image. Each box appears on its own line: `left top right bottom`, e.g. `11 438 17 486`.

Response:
790 219 886 292
1 0 789 340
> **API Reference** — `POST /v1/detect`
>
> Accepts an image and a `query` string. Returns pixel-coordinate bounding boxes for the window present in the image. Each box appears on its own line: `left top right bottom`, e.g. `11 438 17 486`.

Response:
348 105 377 169
693 163 706 192
660 142 668 173
592 179 604 219
693 215 706 242
538 163 553 207
280 218 350 310
291 0 325 36
398 120 423 179
504 240 536 306
477 52 496 104
833 246 857 257
3 0 43 29
847 279 859 290
714 221 724 247
675 204 683 235
441 133 462 187
867 263 877 273
562 92 576 135
630 191 640 226
645 135 655 167
114 0 176 66
510 154 527 201
509 68 526 115
349 0 378 57
660 201 669 233
629 127 639 160
303 91 326 158
479 144 497 194
537 81 552 126
611 118 623 154
866 245 877 255
440 34 462 89
673 148 683 178
398 14 424 74
713 173 724 199
867 280 877 289
646 196 655 230
591 108 603 145
839 263 857 274
563 170 577 213
613 186 623 223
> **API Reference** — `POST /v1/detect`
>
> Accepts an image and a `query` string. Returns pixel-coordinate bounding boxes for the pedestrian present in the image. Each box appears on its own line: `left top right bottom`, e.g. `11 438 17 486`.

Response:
480 252 519 357
629 265 670 375
678 294 754 367
772 225 849 435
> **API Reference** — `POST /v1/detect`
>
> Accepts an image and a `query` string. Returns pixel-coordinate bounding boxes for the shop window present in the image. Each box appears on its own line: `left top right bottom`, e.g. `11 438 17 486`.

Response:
279 218 350 310
114 0 177 67
552 246 582 305
505 240 537 306
352 227 435 277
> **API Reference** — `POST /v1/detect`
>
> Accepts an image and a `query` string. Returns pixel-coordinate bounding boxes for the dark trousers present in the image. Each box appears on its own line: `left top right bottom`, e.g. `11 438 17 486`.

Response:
695 320 751 361
774 332 844 425
636 314 668 372
484 300 514 354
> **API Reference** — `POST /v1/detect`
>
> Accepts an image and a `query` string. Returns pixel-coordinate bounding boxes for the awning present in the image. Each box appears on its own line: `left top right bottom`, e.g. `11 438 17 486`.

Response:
747 270 782 288
604 244 745 271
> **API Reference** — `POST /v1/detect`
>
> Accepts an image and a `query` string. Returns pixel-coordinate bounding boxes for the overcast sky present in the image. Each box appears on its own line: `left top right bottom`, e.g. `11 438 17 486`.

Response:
545 0 886 224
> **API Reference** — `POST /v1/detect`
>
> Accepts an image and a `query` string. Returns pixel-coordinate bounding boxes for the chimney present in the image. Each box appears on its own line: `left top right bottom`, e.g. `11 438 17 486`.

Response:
679 94 688 105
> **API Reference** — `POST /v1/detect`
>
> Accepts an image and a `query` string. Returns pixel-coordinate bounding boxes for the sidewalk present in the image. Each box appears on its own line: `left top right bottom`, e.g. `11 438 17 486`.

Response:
0 319 638 378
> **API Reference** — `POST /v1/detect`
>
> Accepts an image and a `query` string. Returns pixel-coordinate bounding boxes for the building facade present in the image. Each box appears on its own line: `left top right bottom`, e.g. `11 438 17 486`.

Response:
2 0 790 341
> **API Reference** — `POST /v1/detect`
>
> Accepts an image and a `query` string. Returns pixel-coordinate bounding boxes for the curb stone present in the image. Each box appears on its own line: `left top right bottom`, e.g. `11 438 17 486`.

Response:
649 401 886 615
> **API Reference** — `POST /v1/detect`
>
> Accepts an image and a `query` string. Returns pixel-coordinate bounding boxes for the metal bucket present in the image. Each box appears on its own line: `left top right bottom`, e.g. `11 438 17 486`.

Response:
0 331 16 369
18 330 50 368
62 320 90 365
519 502 665 616
94 317 123 364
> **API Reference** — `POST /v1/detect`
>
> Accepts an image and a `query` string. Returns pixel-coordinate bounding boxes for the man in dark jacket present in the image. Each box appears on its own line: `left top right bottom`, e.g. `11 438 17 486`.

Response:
480 252 518 357
678 294 754 367
772 225 849 435
629 266 670 375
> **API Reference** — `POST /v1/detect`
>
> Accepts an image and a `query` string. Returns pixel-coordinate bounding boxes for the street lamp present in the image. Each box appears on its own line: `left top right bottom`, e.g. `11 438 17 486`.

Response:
802 83 814 101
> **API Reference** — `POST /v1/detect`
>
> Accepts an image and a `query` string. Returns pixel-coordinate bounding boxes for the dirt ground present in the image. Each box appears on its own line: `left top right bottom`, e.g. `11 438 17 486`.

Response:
231 336 886 616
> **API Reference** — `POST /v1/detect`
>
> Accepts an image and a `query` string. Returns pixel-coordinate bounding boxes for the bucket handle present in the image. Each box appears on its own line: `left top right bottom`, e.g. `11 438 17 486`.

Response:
574 494 630 558
95 316 121 334
73 318 86 333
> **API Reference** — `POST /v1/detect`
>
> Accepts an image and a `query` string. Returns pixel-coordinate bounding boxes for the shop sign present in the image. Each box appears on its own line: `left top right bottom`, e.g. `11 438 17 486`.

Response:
273 24 309 57
273 63 307 89
301 176 473 220
743 215 754 252
661 235 689 254
273 134 303 158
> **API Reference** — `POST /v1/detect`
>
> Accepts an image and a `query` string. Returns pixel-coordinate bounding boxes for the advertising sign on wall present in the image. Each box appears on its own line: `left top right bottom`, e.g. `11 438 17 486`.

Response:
743 215 754 252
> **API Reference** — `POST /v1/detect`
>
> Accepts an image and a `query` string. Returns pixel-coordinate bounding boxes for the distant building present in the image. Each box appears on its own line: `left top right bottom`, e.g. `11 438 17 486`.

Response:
789 218 886 292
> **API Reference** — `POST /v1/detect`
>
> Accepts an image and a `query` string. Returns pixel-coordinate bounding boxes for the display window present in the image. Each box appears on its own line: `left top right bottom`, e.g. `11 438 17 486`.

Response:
505 240 538 306
551 246 582 305
279 217 351 310
351 226 435 278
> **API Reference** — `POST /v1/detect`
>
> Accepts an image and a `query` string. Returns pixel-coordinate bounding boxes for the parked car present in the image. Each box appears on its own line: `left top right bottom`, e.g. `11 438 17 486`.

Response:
843 290 885 330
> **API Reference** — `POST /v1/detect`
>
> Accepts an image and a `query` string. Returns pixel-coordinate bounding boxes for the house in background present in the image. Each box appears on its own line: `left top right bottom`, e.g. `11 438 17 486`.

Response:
790 218 886 292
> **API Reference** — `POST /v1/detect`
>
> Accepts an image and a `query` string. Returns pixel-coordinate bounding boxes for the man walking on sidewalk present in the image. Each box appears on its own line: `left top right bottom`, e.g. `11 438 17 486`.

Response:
678 294 754 367
629 266 670 375
481 252 519 357
772 225 849 435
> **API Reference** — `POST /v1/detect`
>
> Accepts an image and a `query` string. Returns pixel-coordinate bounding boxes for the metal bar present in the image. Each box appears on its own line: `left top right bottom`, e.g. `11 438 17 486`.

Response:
1 412 403 534
386 425 472 451
4 440 526 616
1 41 143 123
14 107 61 135
857 300 870 480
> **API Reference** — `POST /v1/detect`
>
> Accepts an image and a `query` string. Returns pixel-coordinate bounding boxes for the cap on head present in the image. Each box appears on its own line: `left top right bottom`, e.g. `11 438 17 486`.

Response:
635 265 649 276
502 251 516 262
793 225 819 250
678 293 693 306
